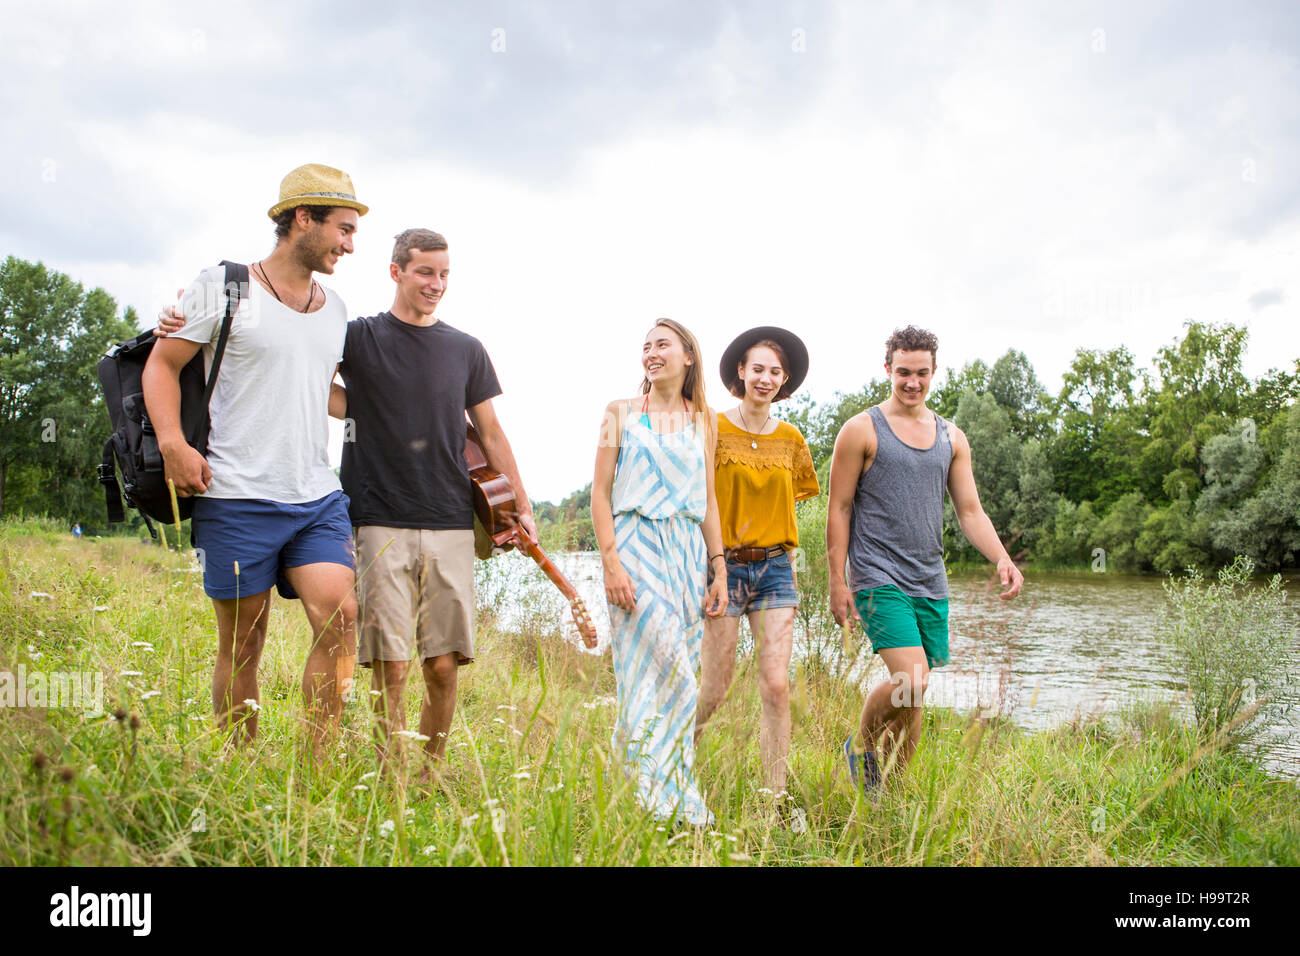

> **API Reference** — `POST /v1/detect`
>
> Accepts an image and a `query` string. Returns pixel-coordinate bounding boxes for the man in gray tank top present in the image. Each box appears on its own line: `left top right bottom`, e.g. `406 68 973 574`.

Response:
826 326 1023 794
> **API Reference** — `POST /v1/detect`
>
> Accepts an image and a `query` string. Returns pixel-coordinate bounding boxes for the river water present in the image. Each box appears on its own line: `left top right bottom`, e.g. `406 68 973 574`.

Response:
475 552 1300 778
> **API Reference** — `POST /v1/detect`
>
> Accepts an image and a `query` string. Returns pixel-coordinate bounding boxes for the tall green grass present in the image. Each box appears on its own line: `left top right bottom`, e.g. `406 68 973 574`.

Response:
1 519 1296 866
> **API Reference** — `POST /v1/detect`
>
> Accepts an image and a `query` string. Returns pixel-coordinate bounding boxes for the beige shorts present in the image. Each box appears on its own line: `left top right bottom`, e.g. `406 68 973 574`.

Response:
354 526 476 666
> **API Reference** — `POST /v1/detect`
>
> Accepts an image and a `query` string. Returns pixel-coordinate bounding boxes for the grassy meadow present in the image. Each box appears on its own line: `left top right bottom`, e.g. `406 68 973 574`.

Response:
1 518 1296 867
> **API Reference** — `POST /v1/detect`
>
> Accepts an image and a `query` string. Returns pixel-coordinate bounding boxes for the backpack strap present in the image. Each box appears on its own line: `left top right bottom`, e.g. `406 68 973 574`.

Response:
187 261 248 446
98 439 125 523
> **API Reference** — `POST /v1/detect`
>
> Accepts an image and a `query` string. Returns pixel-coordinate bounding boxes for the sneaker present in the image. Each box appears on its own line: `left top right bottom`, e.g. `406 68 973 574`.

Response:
843 735 881 796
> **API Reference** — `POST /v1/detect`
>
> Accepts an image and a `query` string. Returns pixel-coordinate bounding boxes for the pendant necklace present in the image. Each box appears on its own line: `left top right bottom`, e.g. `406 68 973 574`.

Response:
738 406 770 450
256 261 316 313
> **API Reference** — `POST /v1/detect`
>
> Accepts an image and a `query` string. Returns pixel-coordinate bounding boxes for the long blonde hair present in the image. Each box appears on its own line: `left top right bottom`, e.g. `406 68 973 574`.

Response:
640 318 712 438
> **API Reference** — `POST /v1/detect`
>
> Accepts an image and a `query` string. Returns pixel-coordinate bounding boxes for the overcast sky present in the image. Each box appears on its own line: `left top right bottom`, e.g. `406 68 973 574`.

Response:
4 0 1298 502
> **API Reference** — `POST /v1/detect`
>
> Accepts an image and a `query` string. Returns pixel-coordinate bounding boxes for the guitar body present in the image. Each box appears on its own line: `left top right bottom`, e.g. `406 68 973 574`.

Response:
465 424 519 552
464 421 598 647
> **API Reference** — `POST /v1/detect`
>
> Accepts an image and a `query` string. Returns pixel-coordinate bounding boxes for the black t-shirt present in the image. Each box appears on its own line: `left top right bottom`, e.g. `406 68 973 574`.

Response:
338 312 502 529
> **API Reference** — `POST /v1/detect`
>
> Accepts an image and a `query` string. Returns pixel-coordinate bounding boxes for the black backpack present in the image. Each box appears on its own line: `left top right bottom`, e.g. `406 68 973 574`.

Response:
97 261 248 536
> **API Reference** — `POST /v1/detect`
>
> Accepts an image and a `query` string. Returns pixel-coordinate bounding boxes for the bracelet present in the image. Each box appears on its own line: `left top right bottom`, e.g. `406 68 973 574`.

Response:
708 553 725 564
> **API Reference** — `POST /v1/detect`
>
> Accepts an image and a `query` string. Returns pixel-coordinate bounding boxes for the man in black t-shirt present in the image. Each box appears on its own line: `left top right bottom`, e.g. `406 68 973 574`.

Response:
330 228 535 777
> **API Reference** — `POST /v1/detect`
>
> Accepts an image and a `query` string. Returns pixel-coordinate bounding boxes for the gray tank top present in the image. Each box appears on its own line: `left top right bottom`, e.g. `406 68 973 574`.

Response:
847 405 953 600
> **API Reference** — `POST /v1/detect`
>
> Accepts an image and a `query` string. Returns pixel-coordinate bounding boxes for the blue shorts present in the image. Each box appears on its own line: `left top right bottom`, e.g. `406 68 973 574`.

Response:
724 550 798 617
191 491 355 600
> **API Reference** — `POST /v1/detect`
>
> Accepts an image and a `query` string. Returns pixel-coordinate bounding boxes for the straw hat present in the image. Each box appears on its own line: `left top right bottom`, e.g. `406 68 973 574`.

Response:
719 326 810 401
267 164 369 219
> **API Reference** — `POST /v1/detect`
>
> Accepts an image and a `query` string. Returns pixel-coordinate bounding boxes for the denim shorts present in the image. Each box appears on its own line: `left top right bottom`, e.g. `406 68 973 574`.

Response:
191 491 355 600
724 550 798 616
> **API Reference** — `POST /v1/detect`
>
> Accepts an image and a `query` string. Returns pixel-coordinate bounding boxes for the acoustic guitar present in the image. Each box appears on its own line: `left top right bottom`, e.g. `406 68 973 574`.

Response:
464 421 599 648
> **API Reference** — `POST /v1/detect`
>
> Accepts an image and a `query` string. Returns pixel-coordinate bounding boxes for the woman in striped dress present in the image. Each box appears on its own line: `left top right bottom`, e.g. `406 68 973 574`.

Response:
591 319 729 826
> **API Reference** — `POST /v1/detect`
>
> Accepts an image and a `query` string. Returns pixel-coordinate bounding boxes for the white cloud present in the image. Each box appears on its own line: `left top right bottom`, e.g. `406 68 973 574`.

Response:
3 0 1298 503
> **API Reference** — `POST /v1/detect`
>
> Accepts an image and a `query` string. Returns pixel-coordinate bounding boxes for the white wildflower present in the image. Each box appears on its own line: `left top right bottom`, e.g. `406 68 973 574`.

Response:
93 605 109 612
492 717 506 724
119 670 142 677
422 845 436 856
31 592 52 600
360 771 377 780
131 641 154 650
393 730 431 742
461 814 480 826
790 808 808 834
496 705 517 712
378 820 395 837
353 784 369 792
242 698 261 713
511 771 531 780
545 782 564 793
140 690 161 701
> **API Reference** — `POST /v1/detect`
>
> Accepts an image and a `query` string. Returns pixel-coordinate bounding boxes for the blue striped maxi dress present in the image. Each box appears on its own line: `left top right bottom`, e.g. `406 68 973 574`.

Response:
608 408 713 825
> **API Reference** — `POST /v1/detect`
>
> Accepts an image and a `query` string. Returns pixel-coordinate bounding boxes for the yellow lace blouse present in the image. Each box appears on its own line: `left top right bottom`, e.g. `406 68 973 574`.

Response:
715 413 820 550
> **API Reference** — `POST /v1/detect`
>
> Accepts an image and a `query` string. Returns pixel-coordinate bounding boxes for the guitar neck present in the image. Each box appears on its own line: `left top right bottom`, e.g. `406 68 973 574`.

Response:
512 534 581 605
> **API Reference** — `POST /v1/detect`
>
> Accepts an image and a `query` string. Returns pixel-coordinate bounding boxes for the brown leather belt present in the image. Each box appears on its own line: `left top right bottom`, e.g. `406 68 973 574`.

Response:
725 545 786 564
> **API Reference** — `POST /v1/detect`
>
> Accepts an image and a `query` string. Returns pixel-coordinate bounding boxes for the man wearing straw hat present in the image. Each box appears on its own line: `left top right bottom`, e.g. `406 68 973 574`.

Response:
144 163 367 757
156 213 543 784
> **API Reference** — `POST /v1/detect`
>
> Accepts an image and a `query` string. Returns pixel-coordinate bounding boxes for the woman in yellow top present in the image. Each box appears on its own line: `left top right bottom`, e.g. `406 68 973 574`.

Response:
695 326 819 801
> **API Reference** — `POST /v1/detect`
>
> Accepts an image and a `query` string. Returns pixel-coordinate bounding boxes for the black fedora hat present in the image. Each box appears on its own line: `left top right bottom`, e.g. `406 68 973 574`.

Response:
719 326 810 401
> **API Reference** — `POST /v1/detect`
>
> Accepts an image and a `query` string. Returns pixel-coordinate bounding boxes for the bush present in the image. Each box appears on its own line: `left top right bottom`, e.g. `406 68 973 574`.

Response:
1137 498 1212 573
1159 556 1295 748
1092 492 1152 571
1032 498 1098 566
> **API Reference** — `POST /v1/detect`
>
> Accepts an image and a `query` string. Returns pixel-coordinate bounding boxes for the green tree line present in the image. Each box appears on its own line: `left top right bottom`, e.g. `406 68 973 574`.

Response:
4 255 1296 569
1 256 139 529
538 321 1300 573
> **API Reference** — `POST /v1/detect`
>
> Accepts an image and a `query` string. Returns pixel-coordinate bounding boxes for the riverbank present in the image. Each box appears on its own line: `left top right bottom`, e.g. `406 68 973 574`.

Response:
2 525 1296 866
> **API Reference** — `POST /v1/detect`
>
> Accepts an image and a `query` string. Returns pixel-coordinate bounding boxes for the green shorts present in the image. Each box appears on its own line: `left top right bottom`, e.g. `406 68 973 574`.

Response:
854 585 950 668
